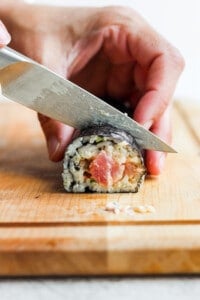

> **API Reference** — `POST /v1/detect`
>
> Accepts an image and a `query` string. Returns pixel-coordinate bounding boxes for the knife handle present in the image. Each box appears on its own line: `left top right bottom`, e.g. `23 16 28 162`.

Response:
0 46 32 69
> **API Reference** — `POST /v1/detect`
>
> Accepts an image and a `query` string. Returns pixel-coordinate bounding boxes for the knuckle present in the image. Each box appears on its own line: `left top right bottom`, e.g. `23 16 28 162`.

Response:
96 6 134 27
103 5 132 15
168 46 185 71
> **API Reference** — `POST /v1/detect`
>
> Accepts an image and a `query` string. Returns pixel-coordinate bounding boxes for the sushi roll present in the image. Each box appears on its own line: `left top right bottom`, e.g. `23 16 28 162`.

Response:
62 125 146 193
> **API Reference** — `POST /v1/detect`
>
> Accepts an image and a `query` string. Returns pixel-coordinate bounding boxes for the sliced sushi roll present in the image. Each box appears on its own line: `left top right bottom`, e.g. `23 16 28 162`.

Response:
62 125 146 193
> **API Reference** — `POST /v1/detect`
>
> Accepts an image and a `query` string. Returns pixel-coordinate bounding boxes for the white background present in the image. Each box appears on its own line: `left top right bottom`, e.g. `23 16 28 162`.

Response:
28 0 200 104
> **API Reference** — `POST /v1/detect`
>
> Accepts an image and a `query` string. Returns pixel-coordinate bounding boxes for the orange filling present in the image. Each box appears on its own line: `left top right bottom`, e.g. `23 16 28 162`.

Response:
89 150 137 187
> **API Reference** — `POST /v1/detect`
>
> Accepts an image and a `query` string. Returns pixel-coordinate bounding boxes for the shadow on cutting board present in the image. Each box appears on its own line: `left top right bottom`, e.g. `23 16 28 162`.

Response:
0 144 65 194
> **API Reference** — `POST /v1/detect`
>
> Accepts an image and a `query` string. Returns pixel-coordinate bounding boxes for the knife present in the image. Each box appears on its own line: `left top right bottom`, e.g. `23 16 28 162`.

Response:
0 46 175 152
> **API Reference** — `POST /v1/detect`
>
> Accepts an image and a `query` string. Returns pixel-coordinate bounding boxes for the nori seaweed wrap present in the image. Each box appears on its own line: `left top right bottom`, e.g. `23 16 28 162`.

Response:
62 125 146 193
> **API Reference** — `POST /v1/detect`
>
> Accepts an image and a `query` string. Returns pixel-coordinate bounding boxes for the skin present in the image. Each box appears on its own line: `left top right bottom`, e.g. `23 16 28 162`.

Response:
0 20 10 46
0 3 184 175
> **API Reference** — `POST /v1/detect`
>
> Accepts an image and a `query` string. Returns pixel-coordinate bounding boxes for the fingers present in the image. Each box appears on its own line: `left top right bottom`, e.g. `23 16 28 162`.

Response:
133 52 184 125
0 20 11 47
145 107 172 175
127 24 184 175
38 114 74 162
128 26 184 125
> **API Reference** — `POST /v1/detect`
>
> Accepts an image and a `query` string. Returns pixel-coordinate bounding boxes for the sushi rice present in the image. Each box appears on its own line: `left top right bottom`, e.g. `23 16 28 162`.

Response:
62 125 146 193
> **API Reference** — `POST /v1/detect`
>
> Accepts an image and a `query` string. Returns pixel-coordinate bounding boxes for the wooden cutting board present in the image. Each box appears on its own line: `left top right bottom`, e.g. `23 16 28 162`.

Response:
0 101 200 276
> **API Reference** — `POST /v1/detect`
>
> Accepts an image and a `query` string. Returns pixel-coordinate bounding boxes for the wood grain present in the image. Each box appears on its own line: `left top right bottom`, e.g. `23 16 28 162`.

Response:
0 101 200 275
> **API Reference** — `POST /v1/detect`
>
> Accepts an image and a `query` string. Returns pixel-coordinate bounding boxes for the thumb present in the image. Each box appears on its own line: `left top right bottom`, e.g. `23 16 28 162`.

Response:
38 114 74 162
36 38 75 161
0 21 11 47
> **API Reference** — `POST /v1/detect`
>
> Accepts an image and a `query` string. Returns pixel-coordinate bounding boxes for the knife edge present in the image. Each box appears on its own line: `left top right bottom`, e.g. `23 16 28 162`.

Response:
0 59 176 153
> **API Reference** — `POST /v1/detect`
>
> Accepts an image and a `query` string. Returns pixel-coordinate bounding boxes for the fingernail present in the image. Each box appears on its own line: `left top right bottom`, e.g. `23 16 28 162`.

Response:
0 22 11 44
143 120 153 130
47 136 60 160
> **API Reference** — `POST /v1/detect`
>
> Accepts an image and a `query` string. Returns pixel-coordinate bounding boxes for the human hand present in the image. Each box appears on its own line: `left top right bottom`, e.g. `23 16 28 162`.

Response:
1 4 184 175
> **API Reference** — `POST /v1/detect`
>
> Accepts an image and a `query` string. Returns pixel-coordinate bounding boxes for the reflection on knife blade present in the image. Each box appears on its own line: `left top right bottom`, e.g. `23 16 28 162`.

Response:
0 47 176 153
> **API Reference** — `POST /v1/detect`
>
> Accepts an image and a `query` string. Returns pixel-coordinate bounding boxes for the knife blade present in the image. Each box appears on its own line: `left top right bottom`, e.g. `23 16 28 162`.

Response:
0 46 176 152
